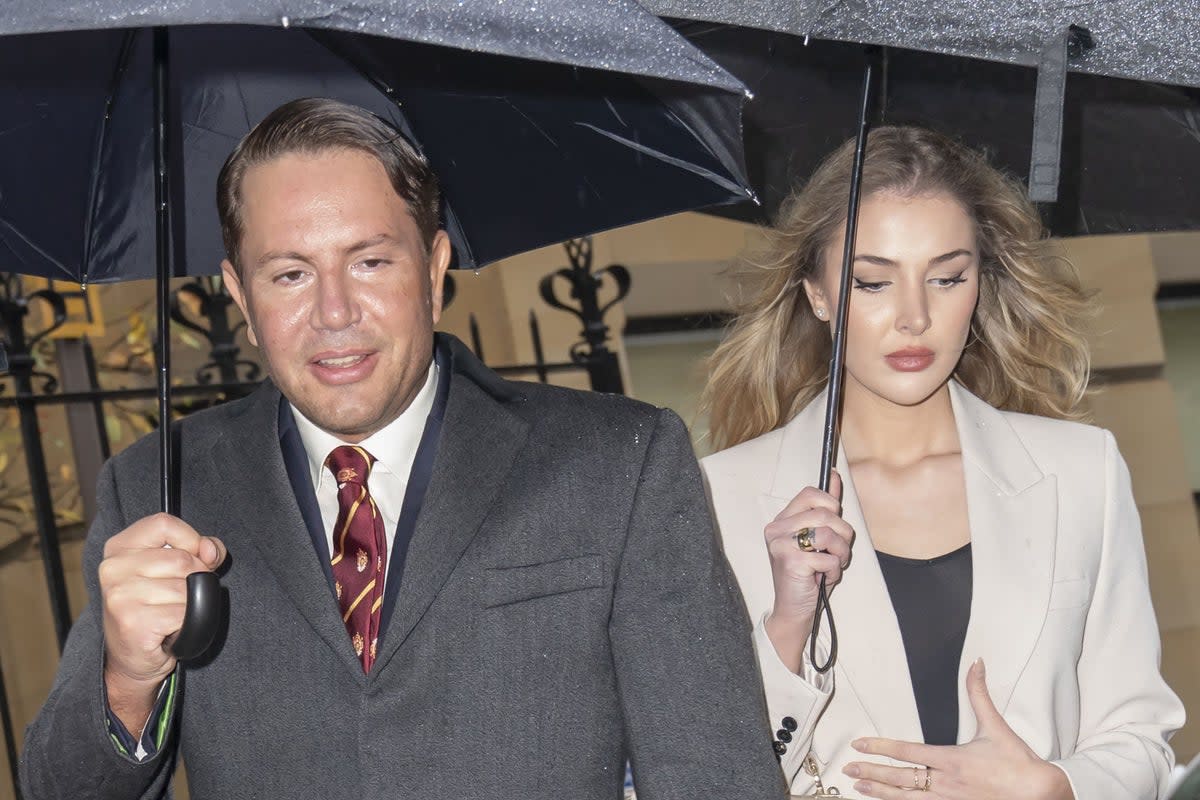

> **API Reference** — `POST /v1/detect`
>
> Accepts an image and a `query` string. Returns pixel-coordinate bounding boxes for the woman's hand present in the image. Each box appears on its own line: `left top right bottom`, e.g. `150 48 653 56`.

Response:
842 660 1074 800
762 470 855 673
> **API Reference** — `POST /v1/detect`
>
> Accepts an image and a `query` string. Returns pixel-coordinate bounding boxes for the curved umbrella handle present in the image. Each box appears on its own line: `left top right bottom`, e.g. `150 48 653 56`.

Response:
166 572 221 661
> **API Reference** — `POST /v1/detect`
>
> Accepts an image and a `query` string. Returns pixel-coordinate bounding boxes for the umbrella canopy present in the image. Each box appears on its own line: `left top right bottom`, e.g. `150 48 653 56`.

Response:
0 2 753 282
646 0 1200 89
0 1 756 661
678 26 1200 235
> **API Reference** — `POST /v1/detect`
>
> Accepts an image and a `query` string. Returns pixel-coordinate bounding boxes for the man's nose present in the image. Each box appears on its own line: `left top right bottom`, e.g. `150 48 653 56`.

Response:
312 272 361 331
895 285 931 336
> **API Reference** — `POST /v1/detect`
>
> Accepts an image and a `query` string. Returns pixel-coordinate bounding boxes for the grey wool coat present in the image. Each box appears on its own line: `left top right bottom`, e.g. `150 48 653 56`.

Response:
20 336 786 800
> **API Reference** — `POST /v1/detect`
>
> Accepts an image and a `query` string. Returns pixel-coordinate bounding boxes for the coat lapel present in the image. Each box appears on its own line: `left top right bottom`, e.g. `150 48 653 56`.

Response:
949 382 1057 741
373 350 530 674
212 383 367 680
761 382 1058 745
765 392 925 744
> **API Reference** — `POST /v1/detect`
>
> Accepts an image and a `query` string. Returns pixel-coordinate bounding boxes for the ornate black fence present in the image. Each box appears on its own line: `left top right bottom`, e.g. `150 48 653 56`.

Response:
0 237 630 799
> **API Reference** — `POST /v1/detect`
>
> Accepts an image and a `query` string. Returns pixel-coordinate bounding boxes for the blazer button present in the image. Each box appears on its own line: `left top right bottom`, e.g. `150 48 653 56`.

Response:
776 729 793 743
781 716 798 732
772 740 788 756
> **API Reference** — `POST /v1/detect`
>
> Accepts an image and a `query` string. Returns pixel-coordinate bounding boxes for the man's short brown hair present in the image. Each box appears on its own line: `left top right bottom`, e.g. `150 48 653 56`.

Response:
217 98 441 272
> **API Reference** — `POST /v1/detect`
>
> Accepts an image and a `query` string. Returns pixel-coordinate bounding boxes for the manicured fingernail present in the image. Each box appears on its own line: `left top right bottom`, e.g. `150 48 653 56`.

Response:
855 780 871 794
842 764 860 777
851 738 866 750
976 657 986 677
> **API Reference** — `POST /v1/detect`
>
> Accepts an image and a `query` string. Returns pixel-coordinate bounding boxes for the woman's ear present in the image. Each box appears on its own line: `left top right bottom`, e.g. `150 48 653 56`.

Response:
802 278 830 323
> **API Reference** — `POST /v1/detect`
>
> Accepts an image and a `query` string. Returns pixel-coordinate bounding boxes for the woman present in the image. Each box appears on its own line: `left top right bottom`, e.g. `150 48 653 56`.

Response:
699 127 1183 799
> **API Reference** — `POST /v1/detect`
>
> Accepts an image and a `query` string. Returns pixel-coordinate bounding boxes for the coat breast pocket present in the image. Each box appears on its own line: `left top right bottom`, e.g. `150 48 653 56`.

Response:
481 555 607 609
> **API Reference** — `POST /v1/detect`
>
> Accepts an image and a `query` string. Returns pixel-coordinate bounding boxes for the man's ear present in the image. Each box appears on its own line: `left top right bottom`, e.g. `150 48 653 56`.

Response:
221 258 258 347
427 231 452 326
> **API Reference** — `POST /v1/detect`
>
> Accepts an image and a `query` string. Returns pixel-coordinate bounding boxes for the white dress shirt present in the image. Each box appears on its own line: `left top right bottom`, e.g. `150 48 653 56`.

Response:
292 361 438 594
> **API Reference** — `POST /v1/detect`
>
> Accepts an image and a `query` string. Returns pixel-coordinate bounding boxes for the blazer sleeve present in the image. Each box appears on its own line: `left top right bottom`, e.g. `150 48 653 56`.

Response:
1050 430 1185 800
750 612 834 791
20 458 179 800
607 409 786 800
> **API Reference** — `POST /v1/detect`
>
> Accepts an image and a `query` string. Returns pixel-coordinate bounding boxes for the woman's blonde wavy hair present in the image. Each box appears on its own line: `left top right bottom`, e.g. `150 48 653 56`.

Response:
701 126 1093 452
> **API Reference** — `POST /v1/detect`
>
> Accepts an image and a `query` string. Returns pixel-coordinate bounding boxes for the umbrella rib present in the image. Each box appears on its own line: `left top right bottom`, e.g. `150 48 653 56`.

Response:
575 123 747 196
81 28 140 284
0 216 73 279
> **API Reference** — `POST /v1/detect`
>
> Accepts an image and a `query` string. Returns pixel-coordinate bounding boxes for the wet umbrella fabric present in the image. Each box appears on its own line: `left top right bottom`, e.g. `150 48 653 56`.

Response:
647 0 1200 90
679 26 1200 236
0 7 753 283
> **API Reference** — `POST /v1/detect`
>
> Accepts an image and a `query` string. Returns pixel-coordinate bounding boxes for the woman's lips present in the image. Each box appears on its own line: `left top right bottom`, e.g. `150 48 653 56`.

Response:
884 347 935 372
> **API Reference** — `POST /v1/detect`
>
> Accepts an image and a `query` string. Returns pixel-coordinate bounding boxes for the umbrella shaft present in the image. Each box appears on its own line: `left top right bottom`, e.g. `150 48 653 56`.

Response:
152 26 176 516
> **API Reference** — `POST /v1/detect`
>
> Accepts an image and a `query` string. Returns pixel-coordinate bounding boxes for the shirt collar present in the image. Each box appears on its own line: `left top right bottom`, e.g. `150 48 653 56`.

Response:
292 360 439 491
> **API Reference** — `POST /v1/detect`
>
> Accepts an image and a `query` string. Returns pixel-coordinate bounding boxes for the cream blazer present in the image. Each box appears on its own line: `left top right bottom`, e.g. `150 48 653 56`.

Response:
701 381 1184 799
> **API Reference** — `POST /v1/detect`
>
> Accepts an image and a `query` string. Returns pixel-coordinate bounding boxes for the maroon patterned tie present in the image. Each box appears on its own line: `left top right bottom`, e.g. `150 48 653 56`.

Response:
325 446 387 672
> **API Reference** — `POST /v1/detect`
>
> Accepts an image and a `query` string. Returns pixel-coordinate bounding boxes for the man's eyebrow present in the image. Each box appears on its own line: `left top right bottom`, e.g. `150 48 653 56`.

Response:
343 233 397 254
255 234 399 267
257 250 312 267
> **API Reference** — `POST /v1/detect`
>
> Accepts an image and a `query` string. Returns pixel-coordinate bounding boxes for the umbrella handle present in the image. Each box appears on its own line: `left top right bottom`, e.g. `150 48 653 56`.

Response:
166 572 221 661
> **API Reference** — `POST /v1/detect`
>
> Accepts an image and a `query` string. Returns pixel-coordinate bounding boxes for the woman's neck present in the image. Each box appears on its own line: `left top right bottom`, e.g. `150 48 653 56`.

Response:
838 379 961 468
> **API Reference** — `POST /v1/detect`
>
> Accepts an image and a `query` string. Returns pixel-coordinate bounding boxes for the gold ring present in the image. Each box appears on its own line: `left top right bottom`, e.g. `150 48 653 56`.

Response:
912 767 921 789
794 528 816 551
924 769 932 792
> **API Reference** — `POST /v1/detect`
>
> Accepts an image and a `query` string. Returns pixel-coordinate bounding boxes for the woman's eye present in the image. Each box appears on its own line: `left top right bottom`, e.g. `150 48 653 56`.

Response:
931 273 968 288
852 278 888 292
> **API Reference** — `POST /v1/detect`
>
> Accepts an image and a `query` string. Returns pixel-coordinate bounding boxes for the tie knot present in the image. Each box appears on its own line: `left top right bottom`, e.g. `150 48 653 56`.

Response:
325 445 375 487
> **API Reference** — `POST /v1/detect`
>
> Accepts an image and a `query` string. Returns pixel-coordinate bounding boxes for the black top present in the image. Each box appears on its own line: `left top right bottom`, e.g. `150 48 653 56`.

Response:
876 543 973 746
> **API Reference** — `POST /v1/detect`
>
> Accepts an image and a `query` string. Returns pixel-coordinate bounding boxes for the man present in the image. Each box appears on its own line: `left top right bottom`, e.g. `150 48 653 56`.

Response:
20 98 784 799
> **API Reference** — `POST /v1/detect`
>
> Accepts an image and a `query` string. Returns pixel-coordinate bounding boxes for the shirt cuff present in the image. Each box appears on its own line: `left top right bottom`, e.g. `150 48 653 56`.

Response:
105 671 178 762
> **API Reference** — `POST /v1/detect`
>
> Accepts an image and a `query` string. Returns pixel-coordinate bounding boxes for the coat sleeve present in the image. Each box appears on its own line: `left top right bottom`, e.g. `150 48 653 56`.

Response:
20 458 179 800
607 409 786 800
1051 430 1185 799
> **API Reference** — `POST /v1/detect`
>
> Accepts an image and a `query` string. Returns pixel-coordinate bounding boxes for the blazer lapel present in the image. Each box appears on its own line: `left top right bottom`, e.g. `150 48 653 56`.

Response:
950 382 1057 741
213 383 366 679
765 393 925 744
373 357 530 673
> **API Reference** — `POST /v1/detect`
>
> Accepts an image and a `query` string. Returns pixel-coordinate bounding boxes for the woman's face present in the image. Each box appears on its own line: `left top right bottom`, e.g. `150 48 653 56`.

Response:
804 190 980 408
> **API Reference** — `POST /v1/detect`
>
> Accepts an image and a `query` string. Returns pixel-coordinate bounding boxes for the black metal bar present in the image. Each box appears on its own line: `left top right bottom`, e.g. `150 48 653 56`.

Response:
13 370 73 651
0 381 261 408
84 338 112 460
810 50 878 675
529 311 549 384
153 26 176 517
0 650 21 800
468 314 485 361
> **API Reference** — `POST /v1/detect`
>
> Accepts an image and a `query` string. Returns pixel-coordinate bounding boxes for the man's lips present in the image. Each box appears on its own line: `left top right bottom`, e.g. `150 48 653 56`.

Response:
309 350 377 383
313 352 369 368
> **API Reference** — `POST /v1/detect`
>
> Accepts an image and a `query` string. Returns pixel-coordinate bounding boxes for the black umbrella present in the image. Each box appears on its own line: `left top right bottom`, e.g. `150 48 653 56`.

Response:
0 3 754 661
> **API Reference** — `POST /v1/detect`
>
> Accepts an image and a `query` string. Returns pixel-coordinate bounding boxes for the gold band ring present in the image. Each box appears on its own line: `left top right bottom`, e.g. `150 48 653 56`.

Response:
793 528 816 551
912 767 922 790
922 768 933 792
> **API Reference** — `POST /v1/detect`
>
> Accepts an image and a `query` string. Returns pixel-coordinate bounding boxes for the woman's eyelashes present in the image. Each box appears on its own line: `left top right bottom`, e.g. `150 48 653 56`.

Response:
851 271 968 292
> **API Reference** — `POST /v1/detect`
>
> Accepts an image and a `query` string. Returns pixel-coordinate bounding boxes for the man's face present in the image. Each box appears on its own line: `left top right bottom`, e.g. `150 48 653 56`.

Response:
222 148 451 442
